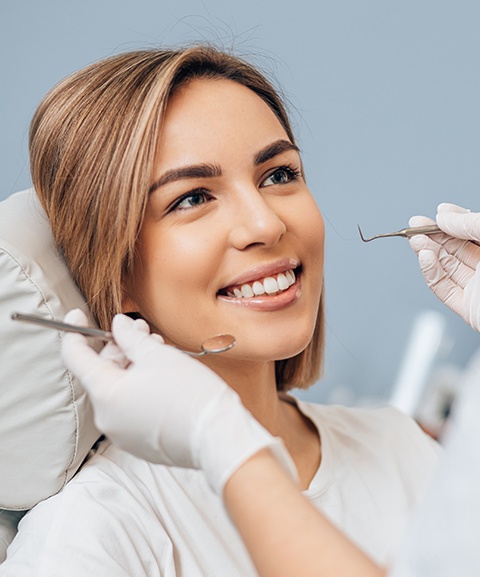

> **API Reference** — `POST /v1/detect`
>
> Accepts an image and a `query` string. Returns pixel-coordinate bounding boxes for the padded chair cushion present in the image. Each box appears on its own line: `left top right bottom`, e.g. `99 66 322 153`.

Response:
0 189 99 510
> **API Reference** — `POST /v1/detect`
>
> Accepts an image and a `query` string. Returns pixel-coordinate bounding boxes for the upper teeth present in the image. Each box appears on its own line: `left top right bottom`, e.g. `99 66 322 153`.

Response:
228 269 296 298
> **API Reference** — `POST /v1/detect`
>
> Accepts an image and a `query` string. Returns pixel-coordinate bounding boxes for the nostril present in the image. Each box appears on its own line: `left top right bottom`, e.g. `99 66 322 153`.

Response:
229 217 286 251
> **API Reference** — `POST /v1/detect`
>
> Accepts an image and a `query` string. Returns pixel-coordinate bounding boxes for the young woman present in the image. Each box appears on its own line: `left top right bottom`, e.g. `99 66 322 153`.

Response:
2 46 440 576
56 202 480 577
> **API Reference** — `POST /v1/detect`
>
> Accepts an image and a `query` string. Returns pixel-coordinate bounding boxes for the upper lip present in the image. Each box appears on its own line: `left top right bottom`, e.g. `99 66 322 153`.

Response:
219 258 300 291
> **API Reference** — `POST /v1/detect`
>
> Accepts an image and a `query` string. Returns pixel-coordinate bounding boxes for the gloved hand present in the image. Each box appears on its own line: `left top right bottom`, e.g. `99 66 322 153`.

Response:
61 309 297 494
409 203 480 332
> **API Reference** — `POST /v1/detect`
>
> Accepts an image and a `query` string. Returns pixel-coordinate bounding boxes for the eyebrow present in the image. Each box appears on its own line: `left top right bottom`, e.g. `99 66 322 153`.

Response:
149 139 300 194
253 139 300 165
149 163 221 194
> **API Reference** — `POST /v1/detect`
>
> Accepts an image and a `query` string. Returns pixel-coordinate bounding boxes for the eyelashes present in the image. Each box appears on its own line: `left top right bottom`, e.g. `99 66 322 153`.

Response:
167 189 214 212
167 164 303 214
261 165 303 187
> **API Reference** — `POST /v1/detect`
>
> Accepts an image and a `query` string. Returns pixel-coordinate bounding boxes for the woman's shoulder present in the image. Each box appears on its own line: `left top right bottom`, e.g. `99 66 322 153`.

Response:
1 442 176 576
295 398 441 509
296 397 429 435
0 447 178 577
2 440 248 577
293 397 441 463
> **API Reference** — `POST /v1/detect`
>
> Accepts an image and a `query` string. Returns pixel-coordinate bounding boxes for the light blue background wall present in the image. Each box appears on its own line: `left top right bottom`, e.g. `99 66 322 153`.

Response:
2 1 479 404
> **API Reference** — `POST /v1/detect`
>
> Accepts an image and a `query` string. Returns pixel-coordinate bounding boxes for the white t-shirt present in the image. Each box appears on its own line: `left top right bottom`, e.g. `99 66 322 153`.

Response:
1 400 440 577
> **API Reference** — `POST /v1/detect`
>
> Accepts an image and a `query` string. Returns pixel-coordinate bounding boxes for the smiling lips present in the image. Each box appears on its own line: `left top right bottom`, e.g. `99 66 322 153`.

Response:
224 269 297 299
218 257 301 299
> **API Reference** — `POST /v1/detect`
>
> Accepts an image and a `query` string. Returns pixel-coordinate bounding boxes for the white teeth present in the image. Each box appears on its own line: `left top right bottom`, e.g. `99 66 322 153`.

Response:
252 281 266 295
225 268 298 299
277 273 289 291
263 277 279 294
241 284 254 298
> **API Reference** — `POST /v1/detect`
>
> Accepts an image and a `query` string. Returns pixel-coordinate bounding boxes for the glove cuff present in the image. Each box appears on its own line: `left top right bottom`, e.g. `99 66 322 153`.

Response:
193 389 299 495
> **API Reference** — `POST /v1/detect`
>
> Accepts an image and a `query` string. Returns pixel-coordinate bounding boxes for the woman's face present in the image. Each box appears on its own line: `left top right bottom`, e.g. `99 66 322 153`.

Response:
124 78 324 364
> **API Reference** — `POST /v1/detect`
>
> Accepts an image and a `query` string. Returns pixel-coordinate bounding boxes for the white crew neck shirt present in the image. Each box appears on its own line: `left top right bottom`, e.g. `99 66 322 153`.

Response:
1 400 440 577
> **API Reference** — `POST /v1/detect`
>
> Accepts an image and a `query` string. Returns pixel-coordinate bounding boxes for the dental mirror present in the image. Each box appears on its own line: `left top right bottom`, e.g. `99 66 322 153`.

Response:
186 334 236 357
11 312 236 357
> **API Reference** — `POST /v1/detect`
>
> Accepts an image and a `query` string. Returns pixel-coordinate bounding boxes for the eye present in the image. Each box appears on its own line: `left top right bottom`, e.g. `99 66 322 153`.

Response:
169 189 214 212
261 166 303 187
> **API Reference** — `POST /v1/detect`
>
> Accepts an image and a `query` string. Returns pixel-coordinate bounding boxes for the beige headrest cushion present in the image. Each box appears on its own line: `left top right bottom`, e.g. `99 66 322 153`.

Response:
0 189 100 510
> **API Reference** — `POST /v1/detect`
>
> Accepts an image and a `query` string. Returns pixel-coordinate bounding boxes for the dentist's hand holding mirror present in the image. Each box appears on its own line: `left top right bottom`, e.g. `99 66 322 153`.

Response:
61 309 297 495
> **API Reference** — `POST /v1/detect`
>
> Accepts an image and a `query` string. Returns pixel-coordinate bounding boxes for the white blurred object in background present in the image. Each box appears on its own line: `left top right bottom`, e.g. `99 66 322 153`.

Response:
389 310 450 417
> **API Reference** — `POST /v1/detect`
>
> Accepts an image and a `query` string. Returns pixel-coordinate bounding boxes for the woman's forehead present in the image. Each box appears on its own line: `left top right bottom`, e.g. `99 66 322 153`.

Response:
155 78 291 165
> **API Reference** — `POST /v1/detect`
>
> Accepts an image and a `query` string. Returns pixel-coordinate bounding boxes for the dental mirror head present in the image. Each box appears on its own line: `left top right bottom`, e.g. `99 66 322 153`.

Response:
11 312 236 357
187 334 236 357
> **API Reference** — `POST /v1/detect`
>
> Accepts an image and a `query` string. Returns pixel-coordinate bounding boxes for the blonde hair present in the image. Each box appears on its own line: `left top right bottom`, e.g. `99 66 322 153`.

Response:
29 45 324 391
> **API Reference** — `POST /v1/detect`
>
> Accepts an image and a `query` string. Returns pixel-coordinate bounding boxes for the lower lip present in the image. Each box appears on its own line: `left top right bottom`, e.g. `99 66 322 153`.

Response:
217 276 302 311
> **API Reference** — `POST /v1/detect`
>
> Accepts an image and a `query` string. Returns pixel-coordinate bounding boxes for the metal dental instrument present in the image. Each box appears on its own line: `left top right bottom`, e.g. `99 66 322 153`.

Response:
357 224 442 243
11 312 236 357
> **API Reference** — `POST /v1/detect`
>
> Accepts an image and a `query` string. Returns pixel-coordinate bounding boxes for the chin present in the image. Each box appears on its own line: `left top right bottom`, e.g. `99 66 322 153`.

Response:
255 330 314 362
275 342 310 361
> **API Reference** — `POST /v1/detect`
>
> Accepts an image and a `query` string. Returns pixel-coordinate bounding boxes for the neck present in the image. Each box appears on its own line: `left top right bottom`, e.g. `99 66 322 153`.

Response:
202 356 282 434
201 355 322 490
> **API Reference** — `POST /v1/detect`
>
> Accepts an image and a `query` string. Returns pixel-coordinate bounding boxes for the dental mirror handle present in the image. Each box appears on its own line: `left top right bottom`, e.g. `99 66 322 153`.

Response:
11 312 113 340
11 312 235 356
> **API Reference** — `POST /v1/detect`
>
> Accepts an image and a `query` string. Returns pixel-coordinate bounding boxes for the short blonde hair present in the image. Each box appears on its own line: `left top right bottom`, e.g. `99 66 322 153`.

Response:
29 45 324 391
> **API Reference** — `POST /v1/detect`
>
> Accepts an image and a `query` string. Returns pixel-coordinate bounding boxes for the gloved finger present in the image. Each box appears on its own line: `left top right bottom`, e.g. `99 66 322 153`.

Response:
437 202 470 214
437 209 480 244
110 314 167 364
410 234 476 288
409 215 449 245
417 249 465 316
100 317 156 368
62 328 124 393
409 232 434 255
63 307 90 327
62 310 125 396
437 245 475 289
439 236 480 268
61 309 100 373
132 317 151 334
409 215 436 227
100 341 130 369
409 223 480 270
465 262 480 332
131 319 166 345
408 230 456 256
62 308 126 369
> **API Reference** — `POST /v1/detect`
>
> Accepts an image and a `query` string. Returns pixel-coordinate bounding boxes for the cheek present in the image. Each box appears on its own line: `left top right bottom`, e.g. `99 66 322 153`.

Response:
134 226 222 308
291 195 325 262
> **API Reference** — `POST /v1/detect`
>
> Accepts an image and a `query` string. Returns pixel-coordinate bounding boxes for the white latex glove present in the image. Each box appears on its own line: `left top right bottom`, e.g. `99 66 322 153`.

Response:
61 309 297 495
409 203 480 331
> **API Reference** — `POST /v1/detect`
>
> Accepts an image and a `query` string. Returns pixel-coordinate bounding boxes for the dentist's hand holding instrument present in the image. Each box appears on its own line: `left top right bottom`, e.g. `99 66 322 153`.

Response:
61 309 297 496
409 202 480 331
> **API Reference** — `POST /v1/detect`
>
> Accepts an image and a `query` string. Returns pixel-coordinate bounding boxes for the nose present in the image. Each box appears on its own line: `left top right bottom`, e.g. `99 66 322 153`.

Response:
228 187 287 250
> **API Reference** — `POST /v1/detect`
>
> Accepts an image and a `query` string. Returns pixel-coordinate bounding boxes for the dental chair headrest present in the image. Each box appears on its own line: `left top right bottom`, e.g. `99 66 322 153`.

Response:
0 188 100 511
